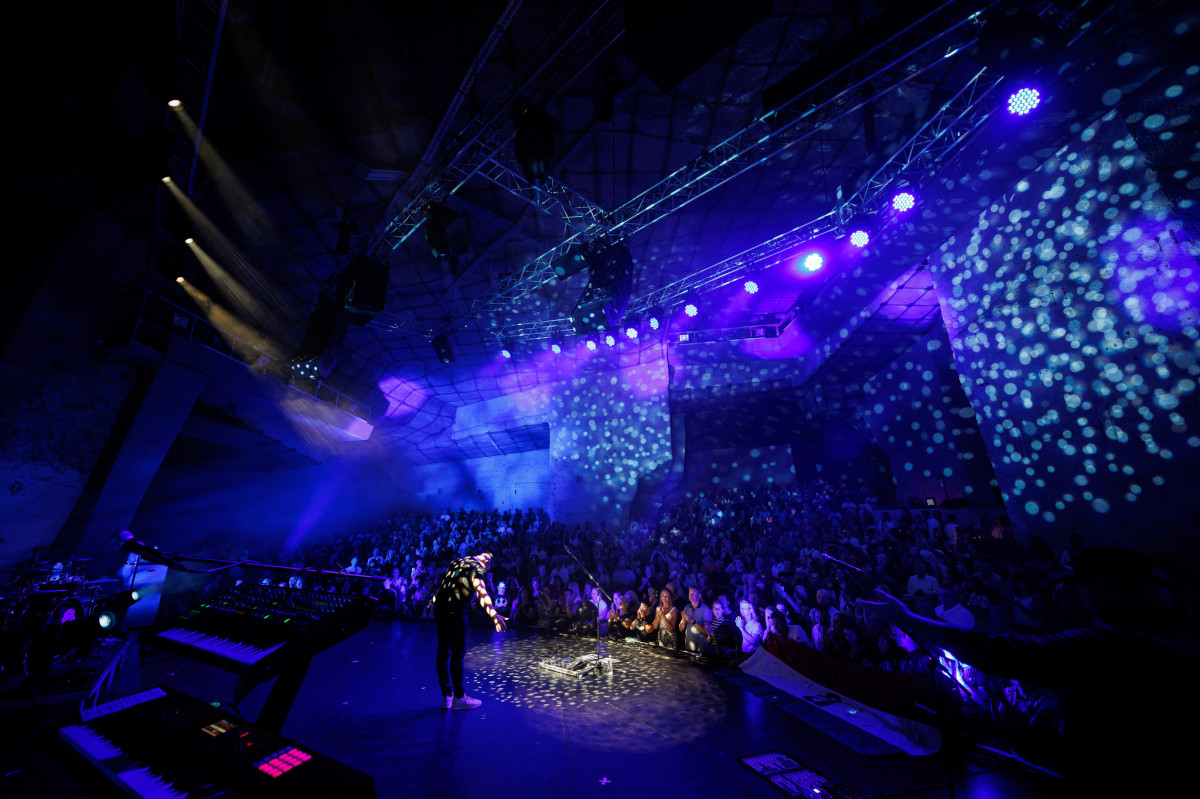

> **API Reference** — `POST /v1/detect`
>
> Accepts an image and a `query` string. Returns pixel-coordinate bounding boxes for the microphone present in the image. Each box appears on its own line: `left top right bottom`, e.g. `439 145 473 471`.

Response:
113 530 188 571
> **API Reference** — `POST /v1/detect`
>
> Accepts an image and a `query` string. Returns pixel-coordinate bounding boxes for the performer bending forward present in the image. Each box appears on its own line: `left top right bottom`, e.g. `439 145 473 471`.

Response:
433 552 506 710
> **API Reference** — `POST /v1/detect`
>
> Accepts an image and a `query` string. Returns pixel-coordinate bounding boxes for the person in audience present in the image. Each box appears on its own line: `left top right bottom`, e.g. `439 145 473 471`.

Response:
934 586 976 630
649 587 681 650
735 599 764 654
607 594 637 639
904 560 939 605
680 586 713 653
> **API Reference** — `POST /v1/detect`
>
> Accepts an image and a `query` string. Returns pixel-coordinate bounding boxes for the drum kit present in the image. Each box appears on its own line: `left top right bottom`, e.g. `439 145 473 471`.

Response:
0 556 118 679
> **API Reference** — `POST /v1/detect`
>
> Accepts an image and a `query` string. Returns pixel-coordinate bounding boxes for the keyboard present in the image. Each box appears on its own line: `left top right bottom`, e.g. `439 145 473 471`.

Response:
144 585 371 676
51 684 375 799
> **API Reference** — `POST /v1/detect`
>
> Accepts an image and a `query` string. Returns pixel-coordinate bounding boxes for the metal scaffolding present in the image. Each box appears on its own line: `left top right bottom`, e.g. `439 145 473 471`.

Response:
365 0 624 261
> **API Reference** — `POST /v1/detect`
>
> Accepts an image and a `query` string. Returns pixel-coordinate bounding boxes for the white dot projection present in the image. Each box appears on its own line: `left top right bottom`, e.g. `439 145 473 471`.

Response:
548 356 673 519
933 110 1199 533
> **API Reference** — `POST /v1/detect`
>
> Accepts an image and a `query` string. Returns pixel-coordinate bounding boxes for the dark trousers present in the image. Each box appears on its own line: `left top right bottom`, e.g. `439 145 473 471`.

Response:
435 608 467 698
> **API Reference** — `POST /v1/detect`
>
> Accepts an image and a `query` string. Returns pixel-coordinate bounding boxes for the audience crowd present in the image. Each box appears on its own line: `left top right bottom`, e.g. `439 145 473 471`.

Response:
215 479 1190 769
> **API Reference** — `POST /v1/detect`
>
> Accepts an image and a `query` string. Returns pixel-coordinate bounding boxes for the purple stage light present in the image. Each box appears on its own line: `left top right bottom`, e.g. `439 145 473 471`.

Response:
604 333 616 347
625 325 639 339
1006 87 1040 116
551 342 562 354
850 229 869 248
585 338 597 351
684 303 698 317
743 280 758 294
892 192 915 212
801 252 823 272
649 317 660 330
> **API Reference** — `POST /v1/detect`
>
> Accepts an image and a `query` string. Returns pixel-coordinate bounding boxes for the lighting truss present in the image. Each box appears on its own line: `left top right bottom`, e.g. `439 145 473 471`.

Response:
630 64 1002 322
449 55 1001 344
366 0 624 260
441 0 991 328
462 135 612 235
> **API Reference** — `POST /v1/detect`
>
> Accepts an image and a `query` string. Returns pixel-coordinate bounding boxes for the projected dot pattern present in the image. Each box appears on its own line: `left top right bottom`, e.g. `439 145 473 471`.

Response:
1007 87 1041 116
933 108 1199 529
467 634 727 748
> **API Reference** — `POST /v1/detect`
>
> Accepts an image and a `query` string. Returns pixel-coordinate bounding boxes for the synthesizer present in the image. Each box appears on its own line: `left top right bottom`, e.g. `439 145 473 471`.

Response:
49 684 375 798
143 584 371 674
142 585 373 732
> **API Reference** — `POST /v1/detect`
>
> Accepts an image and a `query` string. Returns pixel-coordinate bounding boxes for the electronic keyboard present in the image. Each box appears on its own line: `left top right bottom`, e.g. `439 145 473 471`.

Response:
49 684 375 798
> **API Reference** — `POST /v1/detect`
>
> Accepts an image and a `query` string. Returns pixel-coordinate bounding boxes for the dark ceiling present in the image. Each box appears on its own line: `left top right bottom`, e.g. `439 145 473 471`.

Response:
14 0 1180 461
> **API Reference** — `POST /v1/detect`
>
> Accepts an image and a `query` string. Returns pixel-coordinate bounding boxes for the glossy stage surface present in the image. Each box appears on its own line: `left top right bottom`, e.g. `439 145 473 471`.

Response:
2 619 1057 798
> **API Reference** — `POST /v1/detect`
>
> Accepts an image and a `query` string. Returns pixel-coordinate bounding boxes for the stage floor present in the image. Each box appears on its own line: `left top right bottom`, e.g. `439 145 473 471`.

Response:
1 619 1058 798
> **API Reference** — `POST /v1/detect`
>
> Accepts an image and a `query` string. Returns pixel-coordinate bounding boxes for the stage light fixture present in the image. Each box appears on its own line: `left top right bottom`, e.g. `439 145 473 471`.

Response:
625 324 639 339
424 202 458 259
175 276 185 284
551 341 563 354
802 252 824 272
97 611 117 630
513 103 559 184
432 333 455 364
184 237 194 245
850 230 870 247
586 338 598 351
647 306 664 330
161 176 172 184
684 303 698 317
743 280 758 294
1007 87 1040 115
500 337 515 359
605 333 616 347
892 192 915 212
167 99 181 109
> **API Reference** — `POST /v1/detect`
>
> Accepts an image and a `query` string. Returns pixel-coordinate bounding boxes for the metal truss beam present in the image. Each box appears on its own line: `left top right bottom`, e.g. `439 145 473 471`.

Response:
483 59 1001 344
366 0 624 260
447 0 990 327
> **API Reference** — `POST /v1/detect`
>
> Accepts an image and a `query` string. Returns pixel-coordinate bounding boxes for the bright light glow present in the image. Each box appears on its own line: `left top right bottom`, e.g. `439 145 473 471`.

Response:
184 237 194 245
130 590 141 602
850 229 870 247
161 176 172 184
625 325 638 339
649 317 660 330
97 611 116 630
743 280 758 294
501 348 512 359
802 252 824 272
892 192 915 212
586 339 597 351
684 303 698 317
167 99 182 109
551 342 562 354
1007 87 1040 116
605 333 616 346
175 276 185 283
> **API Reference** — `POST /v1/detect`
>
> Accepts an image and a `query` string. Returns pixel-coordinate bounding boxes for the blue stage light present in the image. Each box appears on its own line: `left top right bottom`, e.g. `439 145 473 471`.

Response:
802 252 824 272
1007 87 1040 116
892 192 915 212
744 280 758 294
586 338 597 351
850 230 869 247
684 303 698 317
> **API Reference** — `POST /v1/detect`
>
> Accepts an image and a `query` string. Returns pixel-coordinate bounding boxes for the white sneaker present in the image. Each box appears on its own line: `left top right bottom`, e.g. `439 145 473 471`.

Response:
442 695 453 710
451 694 482 710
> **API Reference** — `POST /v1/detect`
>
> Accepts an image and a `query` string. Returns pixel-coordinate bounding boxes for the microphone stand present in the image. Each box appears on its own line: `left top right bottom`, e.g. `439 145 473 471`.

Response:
562 545 612 674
